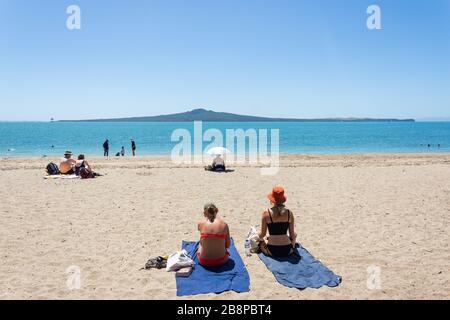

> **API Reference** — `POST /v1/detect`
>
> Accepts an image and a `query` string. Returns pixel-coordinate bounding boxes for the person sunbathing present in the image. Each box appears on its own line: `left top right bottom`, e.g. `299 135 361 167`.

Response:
59 151 76 174
205 155 226 171
258 186 297 257
197 203 231 267
74 154 95 178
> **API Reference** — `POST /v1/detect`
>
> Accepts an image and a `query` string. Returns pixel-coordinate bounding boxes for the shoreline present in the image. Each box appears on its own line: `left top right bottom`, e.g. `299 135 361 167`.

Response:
2 151 450 160
1 153 450 171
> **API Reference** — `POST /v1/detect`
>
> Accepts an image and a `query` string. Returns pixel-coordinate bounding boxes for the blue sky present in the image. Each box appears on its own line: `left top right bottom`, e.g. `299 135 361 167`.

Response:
0 0 449 121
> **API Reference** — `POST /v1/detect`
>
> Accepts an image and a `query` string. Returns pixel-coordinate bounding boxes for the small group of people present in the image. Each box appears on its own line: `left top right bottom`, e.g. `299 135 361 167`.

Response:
421 143 442 148
197 186 296 267
103 139 137 157
59 150 97 178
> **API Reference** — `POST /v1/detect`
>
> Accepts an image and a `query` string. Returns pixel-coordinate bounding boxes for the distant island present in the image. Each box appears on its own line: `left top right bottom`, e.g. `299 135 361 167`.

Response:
59 108 415 122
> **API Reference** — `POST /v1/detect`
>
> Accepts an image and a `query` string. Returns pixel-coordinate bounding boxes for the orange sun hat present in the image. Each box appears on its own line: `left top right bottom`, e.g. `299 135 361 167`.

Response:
267 186 287 204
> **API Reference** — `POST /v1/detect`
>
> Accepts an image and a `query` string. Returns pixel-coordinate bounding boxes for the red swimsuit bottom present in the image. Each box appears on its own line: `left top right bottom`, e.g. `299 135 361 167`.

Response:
197 233 229 267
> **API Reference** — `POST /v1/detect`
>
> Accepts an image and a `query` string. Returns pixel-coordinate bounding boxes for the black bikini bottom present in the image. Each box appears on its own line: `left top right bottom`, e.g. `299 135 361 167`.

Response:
267 244 293 257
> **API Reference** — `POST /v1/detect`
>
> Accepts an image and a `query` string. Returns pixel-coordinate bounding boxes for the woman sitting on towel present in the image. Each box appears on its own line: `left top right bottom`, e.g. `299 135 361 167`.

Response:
258 186 297 257
197 203 231 267
74 154 95 178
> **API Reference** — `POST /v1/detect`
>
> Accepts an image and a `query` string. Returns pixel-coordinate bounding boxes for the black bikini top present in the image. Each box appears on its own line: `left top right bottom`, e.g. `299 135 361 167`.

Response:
74 160 85 175
267 209 291 235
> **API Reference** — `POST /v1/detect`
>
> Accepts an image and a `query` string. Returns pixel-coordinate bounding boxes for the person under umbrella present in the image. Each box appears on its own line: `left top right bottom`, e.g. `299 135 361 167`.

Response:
204 147 229 171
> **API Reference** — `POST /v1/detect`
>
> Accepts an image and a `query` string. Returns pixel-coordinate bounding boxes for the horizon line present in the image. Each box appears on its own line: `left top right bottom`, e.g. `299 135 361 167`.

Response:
4 117 450 122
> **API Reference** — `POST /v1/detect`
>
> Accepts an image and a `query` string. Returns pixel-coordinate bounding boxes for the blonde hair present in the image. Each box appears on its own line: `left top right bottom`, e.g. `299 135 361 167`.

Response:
204 202 218 222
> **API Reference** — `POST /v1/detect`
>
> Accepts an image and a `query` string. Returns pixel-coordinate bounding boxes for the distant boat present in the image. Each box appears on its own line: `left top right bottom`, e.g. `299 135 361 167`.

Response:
50 117 54 122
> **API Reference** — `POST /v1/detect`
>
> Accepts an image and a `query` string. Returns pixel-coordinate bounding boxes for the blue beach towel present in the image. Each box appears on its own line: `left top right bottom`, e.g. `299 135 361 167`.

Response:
258 243 341 289
176 238 250 296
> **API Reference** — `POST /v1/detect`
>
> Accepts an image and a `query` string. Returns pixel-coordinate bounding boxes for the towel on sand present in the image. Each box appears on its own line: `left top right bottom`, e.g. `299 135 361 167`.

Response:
258 243 341 289
44 175 79 179
176 238 250 296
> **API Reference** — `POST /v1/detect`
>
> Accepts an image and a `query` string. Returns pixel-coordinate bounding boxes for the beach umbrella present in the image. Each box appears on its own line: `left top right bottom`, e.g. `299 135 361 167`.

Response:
206 147 231 156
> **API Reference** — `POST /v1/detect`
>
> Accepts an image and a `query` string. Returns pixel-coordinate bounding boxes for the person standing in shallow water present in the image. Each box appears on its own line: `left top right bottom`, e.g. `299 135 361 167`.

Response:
131 139 136 156
103 139 109 157
121 146 125 156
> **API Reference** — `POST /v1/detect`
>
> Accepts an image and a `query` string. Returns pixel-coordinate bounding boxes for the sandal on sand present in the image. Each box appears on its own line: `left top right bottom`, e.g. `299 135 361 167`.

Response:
145 256 167 269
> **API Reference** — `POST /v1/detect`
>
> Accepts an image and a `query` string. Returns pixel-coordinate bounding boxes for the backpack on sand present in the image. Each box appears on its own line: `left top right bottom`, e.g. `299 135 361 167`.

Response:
46 163 60 175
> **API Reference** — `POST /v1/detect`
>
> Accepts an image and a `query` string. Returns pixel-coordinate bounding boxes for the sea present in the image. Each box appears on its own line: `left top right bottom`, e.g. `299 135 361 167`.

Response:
0 121 449 157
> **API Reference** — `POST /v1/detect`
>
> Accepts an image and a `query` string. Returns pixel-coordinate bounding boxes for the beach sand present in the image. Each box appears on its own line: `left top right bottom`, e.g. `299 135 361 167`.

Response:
0 154 449 300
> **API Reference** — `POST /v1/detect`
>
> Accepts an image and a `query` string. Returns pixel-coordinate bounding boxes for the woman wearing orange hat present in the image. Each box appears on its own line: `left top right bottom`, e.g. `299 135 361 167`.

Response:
258 186 297 257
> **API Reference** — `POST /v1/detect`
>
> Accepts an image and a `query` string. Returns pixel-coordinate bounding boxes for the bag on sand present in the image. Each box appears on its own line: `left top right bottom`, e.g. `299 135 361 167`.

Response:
46 162 60 175
246 226 261 253
166 249 194 272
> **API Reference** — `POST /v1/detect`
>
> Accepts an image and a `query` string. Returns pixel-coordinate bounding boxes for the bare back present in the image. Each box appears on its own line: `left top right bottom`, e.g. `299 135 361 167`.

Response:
198 217 230 259
60 158 76 174
261 207 295 246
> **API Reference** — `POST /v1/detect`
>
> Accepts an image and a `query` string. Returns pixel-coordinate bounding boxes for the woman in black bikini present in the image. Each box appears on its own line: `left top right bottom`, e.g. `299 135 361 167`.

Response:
74 154 95 178
258 186 297 257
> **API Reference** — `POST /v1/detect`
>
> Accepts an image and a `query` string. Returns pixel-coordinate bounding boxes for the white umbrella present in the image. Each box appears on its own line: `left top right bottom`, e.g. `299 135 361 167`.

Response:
206 147 231 156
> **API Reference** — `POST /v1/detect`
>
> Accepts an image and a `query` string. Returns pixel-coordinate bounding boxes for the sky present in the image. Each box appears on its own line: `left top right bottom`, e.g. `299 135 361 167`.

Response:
0 0 449 121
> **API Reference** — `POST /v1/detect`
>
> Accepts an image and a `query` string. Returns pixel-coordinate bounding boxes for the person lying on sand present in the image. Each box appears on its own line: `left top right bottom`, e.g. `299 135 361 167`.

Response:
59 151 76 174
204 155 226 171
258 186 297 257
197 203 231 267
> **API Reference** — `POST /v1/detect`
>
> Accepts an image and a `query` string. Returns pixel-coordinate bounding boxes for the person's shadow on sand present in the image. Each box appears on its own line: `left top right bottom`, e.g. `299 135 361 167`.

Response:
204 167 235 173
202 259 236 272
263 243 302 263
211 169 235 173
268 252 301 264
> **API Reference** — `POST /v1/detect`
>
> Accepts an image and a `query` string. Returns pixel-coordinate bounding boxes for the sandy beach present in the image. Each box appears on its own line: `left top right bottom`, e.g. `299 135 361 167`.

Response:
0 153 449 300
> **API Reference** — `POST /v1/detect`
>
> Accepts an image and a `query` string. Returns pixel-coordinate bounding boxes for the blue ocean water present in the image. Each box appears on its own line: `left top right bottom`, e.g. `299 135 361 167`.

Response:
0 121 449 156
